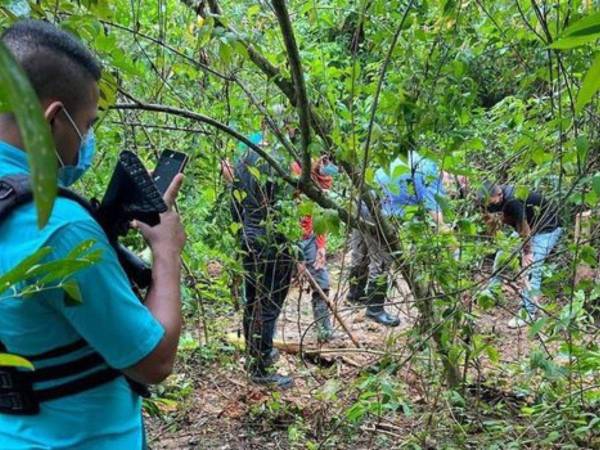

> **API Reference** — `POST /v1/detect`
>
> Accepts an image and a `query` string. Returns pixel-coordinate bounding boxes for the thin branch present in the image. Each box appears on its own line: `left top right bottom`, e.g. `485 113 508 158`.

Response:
107 120 212 134
358 0 416 201
111 100 368 234
271 0 312 184
113 100 296 184
92 17 232 82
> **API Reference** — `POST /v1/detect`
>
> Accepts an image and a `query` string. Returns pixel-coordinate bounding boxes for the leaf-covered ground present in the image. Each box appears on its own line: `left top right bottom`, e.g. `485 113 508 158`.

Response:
143 252 581 450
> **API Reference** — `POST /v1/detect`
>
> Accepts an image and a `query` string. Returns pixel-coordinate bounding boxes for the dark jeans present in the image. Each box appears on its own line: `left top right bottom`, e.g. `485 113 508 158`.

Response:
241 237 293 371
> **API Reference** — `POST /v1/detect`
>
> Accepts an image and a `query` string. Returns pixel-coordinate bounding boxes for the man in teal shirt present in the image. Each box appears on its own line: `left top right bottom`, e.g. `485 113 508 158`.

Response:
0 20 186 449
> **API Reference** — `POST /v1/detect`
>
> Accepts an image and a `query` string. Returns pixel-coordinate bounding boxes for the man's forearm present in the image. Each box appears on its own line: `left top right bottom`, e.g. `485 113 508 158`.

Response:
518 221 532 254
144 250 182 365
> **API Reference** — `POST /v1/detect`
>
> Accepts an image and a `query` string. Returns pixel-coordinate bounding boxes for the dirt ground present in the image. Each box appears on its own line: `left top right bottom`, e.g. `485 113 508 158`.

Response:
146 252 539 449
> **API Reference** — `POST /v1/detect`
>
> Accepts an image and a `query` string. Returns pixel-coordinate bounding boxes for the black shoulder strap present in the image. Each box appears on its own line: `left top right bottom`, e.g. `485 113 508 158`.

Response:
0 174 97 224
0 175 36 223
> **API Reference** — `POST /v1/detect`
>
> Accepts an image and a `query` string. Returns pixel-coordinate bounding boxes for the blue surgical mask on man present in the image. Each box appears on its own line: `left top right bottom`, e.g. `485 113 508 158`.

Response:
320 163 339 177
56 108 96 187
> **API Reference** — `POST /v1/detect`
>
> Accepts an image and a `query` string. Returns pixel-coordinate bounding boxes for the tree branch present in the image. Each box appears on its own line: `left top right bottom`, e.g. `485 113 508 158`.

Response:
178 0 406 257
358 0 415 202
111 100 364 232
113 101 295 184
271 0 312 184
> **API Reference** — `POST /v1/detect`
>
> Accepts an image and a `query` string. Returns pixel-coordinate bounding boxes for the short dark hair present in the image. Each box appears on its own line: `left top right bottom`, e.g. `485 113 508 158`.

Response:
477 181 501 205
1 20 101 113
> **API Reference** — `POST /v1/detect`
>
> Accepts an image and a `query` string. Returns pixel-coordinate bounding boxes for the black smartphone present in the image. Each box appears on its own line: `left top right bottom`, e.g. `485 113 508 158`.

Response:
153 150 189 195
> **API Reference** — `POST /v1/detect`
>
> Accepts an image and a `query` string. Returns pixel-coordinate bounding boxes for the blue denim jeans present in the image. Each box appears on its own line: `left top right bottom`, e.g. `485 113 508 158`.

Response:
522 227 563 313
491 228 562 314
300 234 330 290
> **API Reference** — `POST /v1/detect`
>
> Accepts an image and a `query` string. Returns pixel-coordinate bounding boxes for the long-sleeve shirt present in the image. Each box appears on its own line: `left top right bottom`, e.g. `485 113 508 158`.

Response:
230 149 279 244
375 152 445 218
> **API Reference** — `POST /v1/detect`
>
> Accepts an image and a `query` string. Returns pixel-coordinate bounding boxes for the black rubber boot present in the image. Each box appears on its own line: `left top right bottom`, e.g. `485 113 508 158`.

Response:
346 270 368 304
312 291 334 343
365 282 400 327
249 364 294 389
250 371 294 389
247 350 293 389
263 347 280 368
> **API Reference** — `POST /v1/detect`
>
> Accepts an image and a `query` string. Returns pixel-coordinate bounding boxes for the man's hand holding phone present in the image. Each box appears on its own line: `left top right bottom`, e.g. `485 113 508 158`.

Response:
132 174 186 258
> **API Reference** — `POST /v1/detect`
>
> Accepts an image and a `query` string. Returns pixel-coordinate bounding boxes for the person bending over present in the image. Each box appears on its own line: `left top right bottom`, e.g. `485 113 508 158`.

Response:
479 182 562 328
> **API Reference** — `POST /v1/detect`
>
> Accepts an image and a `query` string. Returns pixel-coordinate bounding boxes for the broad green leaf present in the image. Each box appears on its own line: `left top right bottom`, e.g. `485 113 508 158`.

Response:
531 146 552 164
365 167 375 185
62 280 83 306
458 219 476 236
324 209 340 233
579 244 598 265
0 247 52 293
247 166 261 179
232 40 249 59
219 42 233 66
552 12 600 49
0 353 34 370
434 193 450 216
576 54 600 114
232 189 247 203
247 4 261 17
229 222 241 234
391 163 409 180
576 135 590 161
0 42 57 228
32 259 96 284
528 317 547 337
515 185 529 200
551 35 600 49
65 239 98 259
298 200 314 216
593 175 600 197
313 213 328 235
563 12 600 36
484 345 500 363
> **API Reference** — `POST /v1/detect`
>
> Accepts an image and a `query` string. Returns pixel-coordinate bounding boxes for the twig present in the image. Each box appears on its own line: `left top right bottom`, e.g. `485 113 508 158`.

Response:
301 270 361 348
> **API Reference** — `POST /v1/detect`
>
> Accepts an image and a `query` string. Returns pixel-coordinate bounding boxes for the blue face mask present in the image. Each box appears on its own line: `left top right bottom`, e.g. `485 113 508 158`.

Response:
320 163 339 176
57 108 97 187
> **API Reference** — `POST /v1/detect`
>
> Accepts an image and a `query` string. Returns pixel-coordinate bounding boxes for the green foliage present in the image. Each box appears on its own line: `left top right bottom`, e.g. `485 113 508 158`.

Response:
576 54 600 114
0 41 57 228
1 0 600 447
0 240 101 304
0 353 34 370
551 11 600 49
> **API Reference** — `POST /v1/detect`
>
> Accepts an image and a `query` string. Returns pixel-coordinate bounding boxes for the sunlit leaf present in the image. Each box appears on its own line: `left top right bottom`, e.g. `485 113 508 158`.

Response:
575 54 600 114
62 280 83 306
0 353 34 370
0 41 57 228
552 12 600 49
0 247 52 293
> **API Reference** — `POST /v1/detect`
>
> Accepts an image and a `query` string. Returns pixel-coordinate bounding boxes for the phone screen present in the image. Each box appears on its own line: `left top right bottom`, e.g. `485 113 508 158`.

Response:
153 150 188 195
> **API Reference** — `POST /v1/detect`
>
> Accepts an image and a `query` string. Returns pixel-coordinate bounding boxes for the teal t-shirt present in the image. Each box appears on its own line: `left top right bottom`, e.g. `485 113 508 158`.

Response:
0 141 165 449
